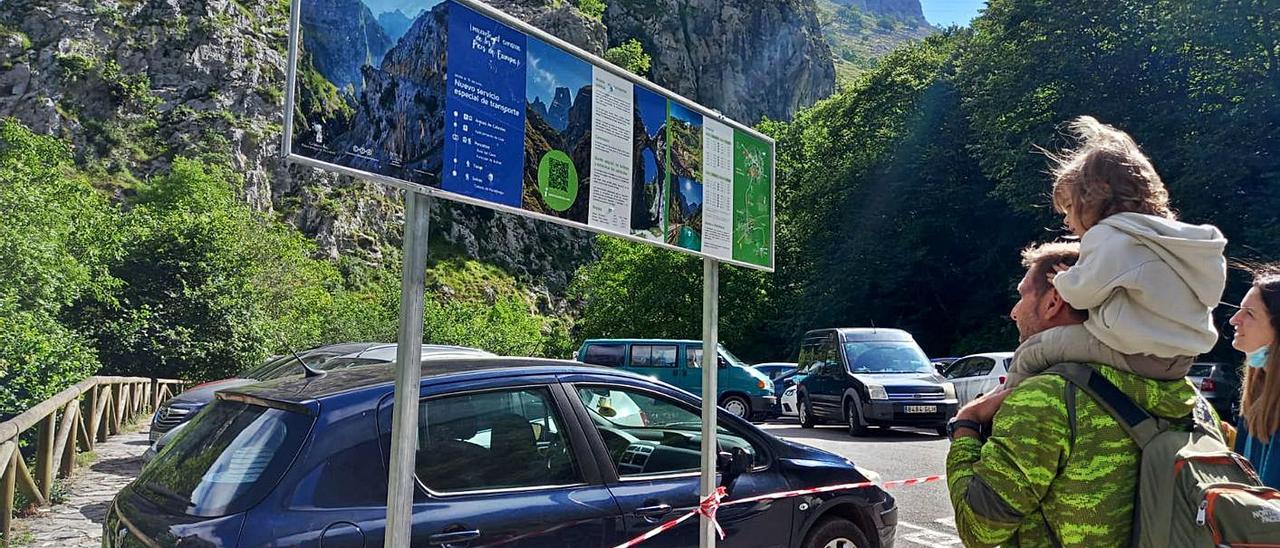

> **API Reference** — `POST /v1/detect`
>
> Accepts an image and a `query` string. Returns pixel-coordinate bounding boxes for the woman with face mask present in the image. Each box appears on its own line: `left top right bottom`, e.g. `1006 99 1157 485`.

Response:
1229 268 1280 488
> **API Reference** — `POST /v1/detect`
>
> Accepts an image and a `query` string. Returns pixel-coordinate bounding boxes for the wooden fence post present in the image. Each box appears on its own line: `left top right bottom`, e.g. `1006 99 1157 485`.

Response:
87 384 101 448
35 413 56 500
56 400 79 477
13 455 44 507
110 384 122 435
1 444 16 544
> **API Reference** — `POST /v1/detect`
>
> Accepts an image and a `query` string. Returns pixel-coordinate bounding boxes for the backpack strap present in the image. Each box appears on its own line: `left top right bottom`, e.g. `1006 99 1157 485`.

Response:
1044 363 1169 448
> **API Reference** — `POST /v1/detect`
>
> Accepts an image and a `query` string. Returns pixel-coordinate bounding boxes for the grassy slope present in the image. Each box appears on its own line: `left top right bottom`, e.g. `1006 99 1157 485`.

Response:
813 0 937 86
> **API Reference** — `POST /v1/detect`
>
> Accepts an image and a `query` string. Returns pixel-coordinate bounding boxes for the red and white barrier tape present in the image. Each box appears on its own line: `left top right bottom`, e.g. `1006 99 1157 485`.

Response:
612 474 946 548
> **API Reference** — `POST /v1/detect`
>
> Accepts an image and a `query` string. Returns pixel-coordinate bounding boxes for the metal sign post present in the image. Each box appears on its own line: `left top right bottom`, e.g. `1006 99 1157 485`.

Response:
385 191 432 547
699 257 719 548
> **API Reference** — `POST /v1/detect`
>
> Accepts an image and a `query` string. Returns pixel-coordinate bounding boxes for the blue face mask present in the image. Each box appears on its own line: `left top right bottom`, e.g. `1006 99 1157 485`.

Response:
1247 346 1270 369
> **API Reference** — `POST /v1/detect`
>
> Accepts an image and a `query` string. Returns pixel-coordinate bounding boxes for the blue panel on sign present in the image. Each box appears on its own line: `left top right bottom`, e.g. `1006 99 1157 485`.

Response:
443 2 527 207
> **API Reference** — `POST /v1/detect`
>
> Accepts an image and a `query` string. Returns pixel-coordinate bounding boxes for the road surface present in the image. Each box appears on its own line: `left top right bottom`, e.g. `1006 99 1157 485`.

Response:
763 421 962 547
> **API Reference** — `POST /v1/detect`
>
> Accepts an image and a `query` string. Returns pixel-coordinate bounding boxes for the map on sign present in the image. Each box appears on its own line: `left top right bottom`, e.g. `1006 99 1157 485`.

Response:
285 0 775 270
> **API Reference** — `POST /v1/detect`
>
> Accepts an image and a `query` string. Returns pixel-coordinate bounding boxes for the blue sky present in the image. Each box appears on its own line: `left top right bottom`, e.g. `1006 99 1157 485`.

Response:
526 36 592 107
919 0 986 27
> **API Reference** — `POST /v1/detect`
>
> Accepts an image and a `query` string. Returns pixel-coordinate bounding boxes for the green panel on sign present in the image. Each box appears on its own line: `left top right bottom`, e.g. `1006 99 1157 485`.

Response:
732 130 772 267
536 149 579 212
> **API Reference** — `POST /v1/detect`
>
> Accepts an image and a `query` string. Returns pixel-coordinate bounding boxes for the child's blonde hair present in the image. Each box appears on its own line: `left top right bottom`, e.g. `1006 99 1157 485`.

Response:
1049 116 1174 230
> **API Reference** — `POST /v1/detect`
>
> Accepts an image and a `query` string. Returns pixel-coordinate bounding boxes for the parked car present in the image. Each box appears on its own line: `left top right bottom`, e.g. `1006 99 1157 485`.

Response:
942 352 1014 406
577 339 776 420
930 357 959 375
149 342 493 441
109 358 897 548
752 363 798 420
141 421 186 464
1187 362 1214 388
1192 361 1242 421
780 382 800 418
753 362 797 381
794 328 958 436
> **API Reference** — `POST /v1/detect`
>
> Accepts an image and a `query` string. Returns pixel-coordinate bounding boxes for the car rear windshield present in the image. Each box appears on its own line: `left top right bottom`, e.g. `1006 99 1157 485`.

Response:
134 399 313 517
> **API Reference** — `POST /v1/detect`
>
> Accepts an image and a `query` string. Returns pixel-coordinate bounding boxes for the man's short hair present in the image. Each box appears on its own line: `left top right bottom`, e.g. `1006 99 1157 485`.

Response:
1021 241 1082 295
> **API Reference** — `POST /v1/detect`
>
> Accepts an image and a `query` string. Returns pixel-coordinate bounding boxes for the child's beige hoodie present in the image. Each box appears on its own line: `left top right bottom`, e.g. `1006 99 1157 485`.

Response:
1006 212 1227 386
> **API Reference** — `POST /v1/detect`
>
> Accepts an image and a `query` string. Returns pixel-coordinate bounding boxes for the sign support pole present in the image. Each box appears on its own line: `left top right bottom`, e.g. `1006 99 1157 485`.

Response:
699 257 720 548
385 191 432 548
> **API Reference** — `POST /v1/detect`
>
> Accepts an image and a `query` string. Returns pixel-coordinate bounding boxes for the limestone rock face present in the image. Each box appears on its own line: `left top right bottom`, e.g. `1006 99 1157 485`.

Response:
0 0 835 296
604 0 836 124
832 0 927 22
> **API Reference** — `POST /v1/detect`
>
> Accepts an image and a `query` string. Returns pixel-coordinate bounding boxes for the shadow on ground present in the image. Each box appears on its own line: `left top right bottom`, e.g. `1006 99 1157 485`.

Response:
90 456 142 478
79 501 109 524
762 422 944 444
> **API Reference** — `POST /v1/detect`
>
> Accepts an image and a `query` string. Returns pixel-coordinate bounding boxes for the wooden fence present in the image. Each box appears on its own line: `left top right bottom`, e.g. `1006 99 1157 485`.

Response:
0 376 186 541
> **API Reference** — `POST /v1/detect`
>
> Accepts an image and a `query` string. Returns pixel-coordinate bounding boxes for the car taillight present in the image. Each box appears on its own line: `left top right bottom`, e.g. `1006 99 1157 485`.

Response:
1201 378 1216 392
998 376 1007 385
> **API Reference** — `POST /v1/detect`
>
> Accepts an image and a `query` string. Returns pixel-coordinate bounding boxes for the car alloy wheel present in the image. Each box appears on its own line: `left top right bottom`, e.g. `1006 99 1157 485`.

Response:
803 517 868 548
721 396 750 419
799 397 815 428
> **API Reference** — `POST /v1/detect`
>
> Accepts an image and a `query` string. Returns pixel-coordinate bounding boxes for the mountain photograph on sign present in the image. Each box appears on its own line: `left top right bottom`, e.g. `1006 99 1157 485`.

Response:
522 36 593 223
629 86 668 242
293 0 450 185
666 102 704 251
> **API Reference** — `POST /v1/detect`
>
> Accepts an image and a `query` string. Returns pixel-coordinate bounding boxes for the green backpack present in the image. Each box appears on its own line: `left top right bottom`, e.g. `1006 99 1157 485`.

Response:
1047 363 1280 548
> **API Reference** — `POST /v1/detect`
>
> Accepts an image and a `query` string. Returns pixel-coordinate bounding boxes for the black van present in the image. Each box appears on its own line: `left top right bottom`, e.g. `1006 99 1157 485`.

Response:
794 328 958 436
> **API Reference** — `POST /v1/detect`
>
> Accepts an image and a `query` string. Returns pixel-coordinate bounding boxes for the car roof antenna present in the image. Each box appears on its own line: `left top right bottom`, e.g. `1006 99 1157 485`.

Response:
280 337 326 378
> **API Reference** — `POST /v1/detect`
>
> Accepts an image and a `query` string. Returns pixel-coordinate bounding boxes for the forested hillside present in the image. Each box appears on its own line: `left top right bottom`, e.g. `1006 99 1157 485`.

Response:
575 0 1280 361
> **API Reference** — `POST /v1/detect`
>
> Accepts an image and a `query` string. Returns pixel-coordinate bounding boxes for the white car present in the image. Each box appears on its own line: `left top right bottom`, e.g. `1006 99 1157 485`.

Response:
943 352 1014 406
780 384 798 417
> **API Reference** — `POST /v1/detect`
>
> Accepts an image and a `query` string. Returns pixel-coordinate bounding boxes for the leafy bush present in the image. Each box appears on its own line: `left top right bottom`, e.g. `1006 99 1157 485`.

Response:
604 39 651 76
575 0 606 20
54 52 98 80
0 119 116 418
0 299 99 420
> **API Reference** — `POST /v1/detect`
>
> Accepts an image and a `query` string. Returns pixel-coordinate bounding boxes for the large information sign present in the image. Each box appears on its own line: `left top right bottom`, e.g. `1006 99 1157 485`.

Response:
285 0 774 270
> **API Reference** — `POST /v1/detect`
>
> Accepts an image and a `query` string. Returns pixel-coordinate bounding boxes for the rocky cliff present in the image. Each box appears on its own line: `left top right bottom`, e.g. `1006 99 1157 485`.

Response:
376 10 414 42
830 0 926 22
0 0 835 301
302 0 392 94
604 0 837 124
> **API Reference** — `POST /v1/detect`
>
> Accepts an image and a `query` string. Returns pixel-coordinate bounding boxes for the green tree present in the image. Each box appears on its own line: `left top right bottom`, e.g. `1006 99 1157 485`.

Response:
0 119 115 417
605 39 651 76
955 0 1280 354
72 158 375 381
569 236 773 360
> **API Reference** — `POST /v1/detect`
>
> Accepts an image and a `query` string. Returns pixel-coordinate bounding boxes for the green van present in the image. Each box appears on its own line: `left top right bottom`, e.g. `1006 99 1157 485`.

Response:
576 339 776 420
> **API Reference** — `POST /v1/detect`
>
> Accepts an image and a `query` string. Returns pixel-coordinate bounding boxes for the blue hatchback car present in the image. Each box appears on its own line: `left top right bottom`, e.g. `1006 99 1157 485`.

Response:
107 358 896 547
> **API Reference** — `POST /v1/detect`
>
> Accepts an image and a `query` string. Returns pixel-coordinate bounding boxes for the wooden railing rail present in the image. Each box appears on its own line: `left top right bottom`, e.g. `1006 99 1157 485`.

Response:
0 376 186 541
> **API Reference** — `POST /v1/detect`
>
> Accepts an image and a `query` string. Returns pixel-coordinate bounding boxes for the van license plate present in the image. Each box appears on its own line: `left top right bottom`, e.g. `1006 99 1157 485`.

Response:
904 405 937 414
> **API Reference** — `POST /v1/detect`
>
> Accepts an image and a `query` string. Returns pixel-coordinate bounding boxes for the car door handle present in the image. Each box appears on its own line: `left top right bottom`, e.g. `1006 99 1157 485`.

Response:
635 504 674 519
428 529 481 545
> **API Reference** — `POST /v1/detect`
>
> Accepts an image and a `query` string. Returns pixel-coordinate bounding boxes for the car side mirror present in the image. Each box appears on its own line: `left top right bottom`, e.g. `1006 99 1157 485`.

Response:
716 447 751 495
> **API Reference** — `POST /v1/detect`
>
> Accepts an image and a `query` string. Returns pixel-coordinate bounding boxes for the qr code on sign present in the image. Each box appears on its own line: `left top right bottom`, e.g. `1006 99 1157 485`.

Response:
548 157 570 191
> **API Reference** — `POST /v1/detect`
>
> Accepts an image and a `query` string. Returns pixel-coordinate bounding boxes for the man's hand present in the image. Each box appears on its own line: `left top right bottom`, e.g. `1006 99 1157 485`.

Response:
951 389 1013 439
